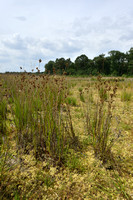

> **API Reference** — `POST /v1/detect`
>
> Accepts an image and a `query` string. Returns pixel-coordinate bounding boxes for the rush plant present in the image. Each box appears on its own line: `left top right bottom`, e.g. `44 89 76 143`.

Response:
84 76 119 166
4 73 77 162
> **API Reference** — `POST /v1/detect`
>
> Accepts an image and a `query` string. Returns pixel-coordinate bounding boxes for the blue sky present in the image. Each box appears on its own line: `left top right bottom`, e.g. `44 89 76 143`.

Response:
0 0 133 72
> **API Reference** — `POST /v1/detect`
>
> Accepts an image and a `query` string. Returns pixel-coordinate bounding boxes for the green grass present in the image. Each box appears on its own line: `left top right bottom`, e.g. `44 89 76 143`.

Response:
79 92 85 102
121 90 132 102
66 96 77 106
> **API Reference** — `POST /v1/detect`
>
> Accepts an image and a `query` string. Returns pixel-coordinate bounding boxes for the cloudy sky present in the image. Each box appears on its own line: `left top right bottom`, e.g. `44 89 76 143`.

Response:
0 0 133 72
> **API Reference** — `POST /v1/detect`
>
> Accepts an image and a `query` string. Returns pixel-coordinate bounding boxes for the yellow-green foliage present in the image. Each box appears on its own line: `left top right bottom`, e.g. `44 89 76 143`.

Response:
66 96 77 106
121 90 132 102
0 74 133 200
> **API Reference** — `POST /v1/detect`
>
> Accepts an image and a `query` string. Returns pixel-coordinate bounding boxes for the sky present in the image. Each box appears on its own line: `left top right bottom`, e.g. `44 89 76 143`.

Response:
0 0 133 72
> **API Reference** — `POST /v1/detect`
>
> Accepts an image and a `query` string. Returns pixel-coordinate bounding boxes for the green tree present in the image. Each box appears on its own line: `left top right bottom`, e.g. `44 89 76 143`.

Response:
54 58 74 74
65 59 76 75
86 59 94 75
104 56 111 75
75 54 89 75
54 58 66 74
93 54 106 75
108 50 127 76
127 47 133 75
45 61 55 74
44 47 133 76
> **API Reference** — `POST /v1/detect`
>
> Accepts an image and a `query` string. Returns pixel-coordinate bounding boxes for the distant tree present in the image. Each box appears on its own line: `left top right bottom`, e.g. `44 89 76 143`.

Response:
54 58 66 74
65 59 76 75
45 60 55 74
108 50 127 76
45 58 74 75
104 56 111 75
75 54 89 75
127 47 133 75
44 47 133 76
86 59 94 75
93 54 106 75
54 58 75 74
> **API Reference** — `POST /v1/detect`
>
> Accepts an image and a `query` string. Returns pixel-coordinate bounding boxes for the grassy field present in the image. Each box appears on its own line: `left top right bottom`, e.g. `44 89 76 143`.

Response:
0 73 133 200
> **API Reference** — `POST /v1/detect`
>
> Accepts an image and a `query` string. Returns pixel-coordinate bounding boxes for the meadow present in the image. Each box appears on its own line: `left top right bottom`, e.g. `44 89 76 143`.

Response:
0 73 133 200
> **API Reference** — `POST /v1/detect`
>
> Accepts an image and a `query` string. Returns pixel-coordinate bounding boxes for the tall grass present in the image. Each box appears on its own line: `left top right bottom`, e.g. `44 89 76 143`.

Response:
0 80 8 143
0 100 7 142
121 90 132 102
3 73 77 162
0 74 132 199
84 76 119 166
0 77 12 199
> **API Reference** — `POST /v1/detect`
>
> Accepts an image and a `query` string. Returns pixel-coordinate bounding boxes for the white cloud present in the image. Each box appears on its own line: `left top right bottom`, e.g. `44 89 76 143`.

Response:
0 34 85 72
0 0 133 72
15 16 27 21
2 34 27 50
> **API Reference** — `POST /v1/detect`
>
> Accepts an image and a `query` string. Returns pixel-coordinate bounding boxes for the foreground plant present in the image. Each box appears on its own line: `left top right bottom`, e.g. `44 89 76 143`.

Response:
0 74 132 199
0 81 8 144
84 76 119 168
3 73 78 163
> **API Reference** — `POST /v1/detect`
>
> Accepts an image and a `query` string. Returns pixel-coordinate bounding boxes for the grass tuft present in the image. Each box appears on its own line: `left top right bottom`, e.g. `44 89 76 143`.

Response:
121 90 132 102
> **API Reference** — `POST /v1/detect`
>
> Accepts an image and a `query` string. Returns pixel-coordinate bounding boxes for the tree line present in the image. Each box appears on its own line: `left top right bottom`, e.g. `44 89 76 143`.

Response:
44 48 133 76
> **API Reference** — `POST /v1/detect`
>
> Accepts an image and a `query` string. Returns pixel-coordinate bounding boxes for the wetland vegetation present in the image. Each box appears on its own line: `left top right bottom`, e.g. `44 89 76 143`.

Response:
0 73 133 199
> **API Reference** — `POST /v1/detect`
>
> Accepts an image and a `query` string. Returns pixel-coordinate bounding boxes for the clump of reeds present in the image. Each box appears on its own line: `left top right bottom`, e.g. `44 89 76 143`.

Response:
4 72 77 163
0 76 13 199
0 80 8 143
84 76 119 167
